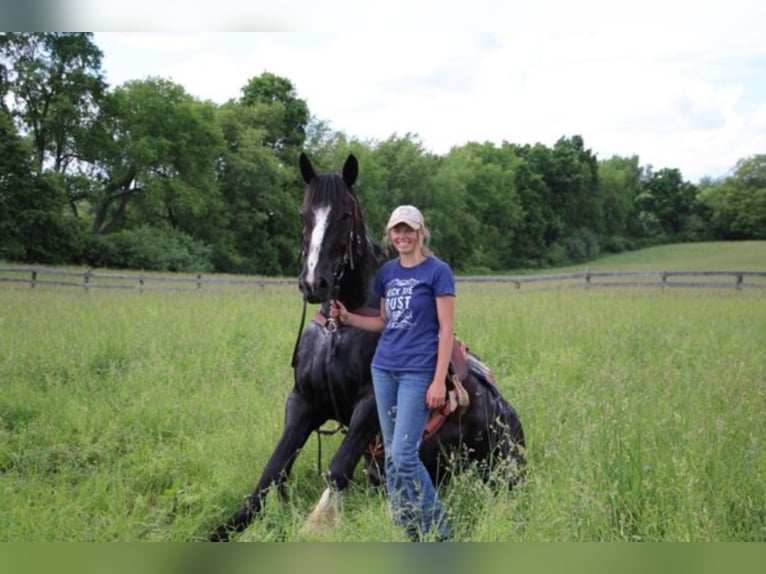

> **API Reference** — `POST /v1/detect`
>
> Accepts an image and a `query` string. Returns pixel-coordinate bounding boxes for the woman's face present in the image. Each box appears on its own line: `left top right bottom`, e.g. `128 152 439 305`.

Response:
389 223 421 255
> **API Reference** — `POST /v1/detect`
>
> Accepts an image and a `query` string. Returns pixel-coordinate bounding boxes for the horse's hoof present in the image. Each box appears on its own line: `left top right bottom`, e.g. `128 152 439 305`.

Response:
303 487 343 535
209 526 231 542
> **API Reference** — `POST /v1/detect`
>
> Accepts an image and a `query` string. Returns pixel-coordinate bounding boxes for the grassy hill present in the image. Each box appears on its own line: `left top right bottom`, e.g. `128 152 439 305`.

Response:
546 241 766 274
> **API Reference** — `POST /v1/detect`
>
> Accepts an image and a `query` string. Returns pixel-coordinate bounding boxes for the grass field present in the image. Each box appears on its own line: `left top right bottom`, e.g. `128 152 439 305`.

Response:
1 242 764 541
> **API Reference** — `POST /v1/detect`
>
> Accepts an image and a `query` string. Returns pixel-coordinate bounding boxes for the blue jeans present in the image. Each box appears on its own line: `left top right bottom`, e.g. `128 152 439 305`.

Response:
371 366 450 540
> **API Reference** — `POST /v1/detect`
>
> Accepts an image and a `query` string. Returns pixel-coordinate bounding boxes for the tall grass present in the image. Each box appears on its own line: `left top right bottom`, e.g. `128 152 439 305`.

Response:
459 286 765 541
1 244 764 541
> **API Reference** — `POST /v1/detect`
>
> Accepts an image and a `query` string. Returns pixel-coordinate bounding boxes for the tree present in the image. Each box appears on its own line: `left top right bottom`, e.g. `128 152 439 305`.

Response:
83 78 225 242
510 142 557 262
214 100 301 274
699 155 766 239
442 142 524 271
598 155 643 239
369 134 436 208
553 136 601 231
636 168 698 238
0 107 33 259
428 150 478 270
0 33 106 218
240 72 309 153
0 107 86 263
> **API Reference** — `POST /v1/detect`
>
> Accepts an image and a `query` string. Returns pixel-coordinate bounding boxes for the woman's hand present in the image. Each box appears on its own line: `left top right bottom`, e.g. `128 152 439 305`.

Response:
329 299 349 324
426 379 447 410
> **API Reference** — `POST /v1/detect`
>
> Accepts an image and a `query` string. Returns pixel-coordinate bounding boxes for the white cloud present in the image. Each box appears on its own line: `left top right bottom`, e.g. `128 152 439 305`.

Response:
88 1 766 182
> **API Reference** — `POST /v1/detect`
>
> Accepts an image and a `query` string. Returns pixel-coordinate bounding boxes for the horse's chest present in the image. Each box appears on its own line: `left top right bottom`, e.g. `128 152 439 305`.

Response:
297 329 374 393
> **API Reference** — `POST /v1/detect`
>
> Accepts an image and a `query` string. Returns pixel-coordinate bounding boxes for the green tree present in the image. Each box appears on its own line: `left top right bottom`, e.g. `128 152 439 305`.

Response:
636 167 698 238
214 100 301 274
369 134 437 210
83 78 225 244
442 142 524 271
0 32 106 218
426 152 476 271
548 135 601 234
510 142 557 264
240 72 309 154
699 155 766 239
598 155 644 242
301 117 348 169
0 107 86 263
0 107 33 259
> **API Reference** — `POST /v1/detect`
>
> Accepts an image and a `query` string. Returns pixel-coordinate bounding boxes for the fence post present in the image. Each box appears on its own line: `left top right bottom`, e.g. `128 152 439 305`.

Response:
31 270 37 288
585 267 591 288
84 269 92 293
196 273 202 290
736 274 743 290
661 272 668 288
139 274 145 291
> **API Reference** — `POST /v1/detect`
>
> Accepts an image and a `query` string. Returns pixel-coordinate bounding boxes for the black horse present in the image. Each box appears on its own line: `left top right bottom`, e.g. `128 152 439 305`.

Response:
209 153 525 541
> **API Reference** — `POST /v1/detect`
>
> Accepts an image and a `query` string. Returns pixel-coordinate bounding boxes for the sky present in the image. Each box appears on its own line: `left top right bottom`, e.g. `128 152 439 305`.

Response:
61 1 766 183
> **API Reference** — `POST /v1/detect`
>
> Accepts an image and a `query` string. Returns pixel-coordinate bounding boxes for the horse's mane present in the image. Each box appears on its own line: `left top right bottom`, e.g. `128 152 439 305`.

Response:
301 173 347 210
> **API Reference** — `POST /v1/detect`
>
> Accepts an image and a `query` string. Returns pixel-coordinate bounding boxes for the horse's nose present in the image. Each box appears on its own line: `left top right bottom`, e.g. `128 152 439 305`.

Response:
299 272 330 303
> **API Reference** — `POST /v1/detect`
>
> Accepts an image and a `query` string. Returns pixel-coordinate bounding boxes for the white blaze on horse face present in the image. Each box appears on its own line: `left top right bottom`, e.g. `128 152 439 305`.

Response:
305 205 331 288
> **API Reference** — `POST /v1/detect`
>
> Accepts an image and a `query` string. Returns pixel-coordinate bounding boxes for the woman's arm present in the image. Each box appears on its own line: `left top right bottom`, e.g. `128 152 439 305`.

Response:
426 295 455 409
331 298 386 333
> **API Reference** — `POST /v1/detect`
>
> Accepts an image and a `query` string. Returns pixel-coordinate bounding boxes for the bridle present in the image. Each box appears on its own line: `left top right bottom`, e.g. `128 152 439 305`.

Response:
290 191 364 473
291 189 362 366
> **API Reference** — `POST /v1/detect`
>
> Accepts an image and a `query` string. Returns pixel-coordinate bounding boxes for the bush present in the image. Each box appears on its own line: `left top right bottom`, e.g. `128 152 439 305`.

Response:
543 229 601 266
86 226 213 272
564 228 601 262
542 242 568 267
601 235 636 254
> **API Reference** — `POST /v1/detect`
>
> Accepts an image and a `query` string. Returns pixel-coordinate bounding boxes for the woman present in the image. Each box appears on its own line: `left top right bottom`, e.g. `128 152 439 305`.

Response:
330 204 454 541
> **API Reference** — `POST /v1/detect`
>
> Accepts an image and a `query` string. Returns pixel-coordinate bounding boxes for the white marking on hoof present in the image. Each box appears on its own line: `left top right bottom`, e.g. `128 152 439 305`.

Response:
304 487 343 535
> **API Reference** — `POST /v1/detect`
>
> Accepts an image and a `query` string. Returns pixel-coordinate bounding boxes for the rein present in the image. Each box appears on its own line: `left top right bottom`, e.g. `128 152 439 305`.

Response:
293 205 358 475
290 299 308 370
290 232 351 369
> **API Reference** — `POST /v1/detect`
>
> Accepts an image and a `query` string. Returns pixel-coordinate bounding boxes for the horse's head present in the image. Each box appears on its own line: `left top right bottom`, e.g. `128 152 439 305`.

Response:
298 153 367 304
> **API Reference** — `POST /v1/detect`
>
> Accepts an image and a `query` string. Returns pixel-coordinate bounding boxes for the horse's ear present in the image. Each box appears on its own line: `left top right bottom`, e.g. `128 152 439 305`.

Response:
299 153 316 184
342 154 358 188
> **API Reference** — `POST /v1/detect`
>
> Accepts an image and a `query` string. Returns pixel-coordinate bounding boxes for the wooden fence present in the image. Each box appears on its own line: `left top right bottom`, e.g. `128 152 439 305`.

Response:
1 265 765 293
0 266 293 293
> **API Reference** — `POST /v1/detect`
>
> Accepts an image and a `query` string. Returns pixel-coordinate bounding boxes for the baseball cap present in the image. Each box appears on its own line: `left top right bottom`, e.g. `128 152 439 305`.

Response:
386 205 424 231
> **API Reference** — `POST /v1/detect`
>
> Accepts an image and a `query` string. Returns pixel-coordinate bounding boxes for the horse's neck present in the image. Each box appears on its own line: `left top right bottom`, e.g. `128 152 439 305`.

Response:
337 243 380 311
337 271 372 311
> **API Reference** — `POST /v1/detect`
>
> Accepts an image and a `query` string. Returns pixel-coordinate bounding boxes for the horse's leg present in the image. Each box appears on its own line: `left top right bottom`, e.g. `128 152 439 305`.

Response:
210 391 318 541
305 393 379 533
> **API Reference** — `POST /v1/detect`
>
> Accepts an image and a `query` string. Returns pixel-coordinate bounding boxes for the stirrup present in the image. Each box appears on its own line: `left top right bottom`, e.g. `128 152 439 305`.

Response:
449 373 470 415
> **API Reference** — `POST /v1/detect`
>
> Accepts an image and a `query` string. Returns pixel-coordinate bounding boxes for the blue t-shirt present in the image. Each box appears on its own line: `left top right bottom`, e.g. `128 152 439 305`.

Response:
371 255 456 372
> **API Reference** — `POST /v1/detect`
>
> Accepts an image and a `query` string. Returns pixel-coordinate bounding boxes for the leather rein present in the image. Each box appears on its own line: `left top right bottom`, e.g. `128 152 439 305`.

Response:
291 190 363 369
290 201 363 473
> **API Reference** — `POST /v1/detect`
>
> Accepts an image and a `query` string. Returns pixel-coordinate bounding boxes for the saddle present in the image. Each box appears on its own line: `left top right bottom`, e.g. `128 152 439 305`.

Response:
423 336 473 439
